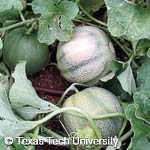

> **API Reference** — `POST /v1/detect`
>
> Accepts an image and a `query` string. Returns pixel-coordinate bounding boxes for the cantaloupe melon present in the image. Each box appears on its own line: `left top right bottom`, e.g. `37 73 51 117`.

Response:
2 27 49 75
57 26 116 85
62 87 123 140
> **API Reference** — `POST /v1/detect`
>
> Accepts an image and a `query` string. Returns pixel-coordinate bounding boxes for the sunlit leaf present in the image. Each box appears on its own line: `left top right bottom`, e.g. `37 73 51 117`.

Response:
0 0 23 12
105 0 150 41
32 0 79 45
117 65 136 95
125 104 150 150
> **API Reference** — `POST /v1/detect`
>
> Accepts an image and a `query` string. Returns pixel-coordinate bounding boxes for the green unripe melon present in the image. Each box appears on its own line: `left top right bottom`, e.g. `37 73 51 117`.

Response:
57 26 116 85
62 87 123 140
2 27 49 75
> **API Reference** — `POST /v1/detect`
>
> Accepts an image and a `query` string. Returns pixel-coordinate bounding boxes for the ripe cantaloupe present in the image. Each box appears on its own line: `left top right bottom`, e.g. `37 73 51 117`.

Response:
62 87 123 139
57 26 116 85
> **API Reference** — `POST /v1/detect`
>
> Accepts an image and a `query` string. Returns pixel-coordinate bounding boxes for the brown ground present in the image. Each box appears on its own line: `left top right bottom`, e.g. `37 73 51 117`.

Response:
29 65 70 105
28 66 70 150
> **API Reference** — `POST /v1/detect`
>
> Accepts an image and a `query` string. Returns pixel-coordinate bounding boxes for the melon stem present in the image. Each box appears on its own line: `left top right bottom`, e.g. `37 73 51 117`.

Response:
19 11 26 22
0 19 35 32
93 113 126 120
48 63 58 67
26 3 32 6
57 111 125 121
111 36 139 68
37 107 103 146
73 18 108 31
42 126 65 140
27 115 41 150
118 118 128 137
76 15 92 22
57 83 89 106
26 22 37 34
120 129 133 142
79 4 107 27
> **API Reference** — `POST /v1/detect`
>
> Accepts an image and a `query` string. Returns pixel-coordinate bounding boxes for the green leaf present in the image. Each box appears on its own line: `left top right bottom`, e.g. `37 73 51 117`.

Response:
136 57 150 91
105 0 150 41
100 60 125 82
137 39 150 50
0 119 39 138
12 106 51 120
121 101 133 111
80 0 104 12
147 48 150 58
1 76 40 139
106 137 121 150
136 39 150 57
0 0 23 12
0 82 17 121
12 137 35 150
32 0 60 15
0 75 9 92
32 0 79 45
109 60 124 73
37 15 72 45
100 71 115 82
9 61 58 119
0 136 9 150
134 91 150 124
117 65 136 95
0 9 19 24
139 56 150 64
0 62 10 76
125 104 150 150
0 67 49 138
0 73 10 93
10 61 54 109
103 78 132 100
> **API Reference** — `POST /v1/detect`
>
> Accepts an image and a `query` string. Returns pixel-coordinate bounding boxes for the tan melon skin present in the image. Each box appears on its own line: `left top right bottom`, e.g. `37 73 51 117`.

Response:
61 87 123 139
57 26 116 85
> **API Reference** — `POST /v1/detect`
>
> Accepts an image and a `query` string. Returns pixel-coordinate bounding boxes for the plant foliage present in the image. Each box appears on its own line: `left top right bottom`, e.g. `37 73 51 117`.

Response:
0 0 150 150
